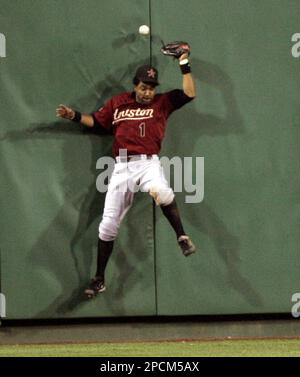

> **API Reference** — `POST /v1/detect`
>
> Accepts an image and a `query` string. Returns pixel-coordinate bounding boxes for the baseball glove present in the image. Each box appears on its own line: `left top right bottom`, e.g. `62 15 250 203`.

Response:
160 41 190 59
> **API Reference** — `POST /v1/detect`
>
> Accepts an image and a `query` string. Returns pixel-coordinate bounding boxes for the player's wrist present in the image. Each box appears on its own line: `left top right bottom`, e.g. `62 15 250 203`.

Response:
179 58 191 74
72 111 82 122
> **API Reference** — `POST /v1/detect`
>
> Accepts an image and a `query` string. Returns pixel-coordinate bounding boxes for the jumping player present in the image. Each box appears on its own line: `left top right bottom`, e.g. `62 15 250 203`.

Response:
56 50 196 298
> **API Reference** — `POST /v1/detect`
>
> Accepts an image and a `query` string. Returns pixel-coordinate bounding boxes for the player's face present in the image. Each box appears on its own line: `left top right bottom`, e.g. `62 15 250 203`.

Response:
134 82 156 104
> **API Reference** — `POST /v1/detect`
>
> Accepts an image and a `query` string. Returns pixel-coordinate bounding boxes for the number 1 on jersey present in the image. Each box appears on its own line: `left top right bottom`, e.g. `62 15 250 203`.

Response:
139 122 146 137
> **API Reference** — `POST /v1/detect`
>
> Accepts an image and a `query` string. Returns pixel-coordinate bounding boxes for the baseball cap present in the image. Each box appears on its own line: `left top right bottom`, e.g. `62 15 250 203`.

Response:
134 65 159 86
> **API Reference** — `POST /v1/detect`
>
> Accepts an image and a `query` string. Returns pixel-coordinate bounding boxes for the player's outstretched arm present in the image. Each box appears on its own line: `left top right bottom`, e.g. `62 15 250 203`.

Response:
160 41 196 99
56 104 94 128
179 53 196 98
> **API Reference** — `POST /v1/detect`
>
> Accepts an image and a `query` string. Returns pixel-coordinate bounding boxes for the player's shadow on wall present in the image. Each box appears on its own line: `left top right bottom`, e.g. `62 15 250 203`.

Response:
1 121 111 317
170 193 263 308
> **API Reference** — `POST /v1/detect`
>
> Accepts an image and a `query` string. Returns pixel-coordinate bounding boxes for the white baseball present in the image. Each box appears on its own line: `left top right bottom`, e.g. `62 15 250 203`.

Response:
139 25 150 35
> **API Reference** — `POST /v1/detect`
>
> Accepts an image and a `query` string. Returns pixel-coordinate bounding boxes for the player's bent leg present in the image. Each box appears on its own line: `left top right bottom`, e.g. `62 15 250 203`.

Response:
141 164 196 256
160 199 196 257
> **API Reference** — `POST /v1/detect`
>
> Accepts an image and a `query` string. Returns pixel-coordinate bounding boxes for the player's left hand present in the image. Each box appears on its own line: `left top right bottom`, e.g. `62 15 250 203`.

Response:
160 41 190 59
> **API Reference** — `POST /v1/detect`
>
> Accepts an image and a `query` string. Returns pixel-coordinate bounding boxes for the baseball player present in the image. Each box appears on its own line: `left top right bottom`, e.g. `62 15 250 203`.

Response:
56 43 196 298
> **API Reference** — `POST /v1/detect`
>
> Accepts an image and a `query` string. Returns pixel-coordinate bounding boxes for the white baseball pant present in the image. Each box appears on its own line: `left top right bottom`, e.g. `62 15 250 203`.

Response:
99 155 174 241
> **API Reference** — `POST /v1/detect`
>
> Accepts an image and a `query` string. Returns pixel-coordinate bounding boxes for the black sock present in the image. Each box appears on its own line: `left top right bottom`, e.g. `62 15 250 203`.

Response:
95 238 114 281
160 200 185 239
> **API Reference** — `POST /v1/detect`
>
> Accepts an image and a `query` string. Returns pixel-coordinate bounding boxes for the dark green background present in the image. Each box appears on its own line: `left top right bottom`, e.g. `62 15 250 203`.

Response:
0 0 300 319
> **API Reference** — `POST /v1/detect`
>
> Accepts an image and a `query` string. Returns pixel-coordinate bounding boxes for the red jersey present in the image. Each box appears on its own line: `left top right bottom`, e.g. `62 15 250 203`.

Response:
92 90 192 157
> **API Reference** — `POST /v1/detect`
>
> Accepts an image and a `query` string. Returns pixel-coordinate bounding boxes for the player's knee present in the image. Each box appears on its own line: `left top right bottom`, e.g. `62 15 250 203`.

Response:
149 186 174 206
160 188 175 206
99 216 120 241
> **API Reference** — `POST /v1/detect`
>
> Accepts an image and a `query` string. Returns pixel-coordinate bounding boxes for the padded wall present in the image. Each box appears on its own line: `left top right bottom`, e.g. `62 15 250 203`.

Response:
0 0 156 319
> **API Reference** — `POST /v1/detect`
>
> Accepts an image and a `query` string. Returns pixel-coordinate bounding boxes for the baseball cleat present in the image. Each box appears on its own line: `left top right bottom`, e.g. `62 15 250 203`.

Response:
178 235 196 256
84 277 106 298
